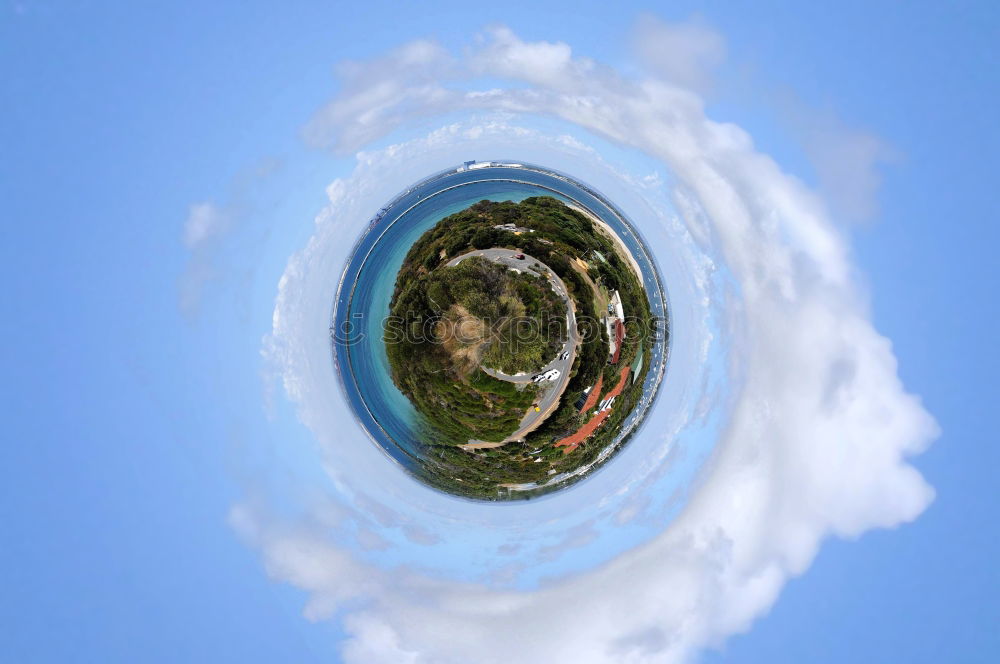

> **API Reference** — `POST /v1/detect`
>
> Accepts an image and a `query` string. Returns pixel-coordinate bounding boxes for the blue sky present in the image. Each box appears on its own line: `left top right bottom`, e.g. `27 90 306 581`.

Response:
2 2 997 662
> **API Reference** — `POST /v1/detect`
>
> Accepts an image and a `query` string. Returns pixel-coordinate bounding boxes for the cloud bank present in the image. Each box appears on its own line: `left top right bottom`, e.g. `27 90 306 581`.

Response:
247 17 936 663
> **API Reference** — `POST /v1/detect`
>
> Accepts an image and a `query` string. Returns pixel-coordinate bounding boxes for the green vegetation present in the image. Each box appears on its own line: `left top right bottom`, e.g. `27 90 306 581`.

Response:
439 256 566 374
384 196 662 500
385 256 564 443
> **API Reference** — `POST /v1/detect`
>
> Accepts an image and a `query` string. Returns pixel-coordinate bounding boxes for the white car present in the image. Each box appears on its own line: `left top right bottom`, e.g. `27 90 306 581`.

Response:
532 369 561 382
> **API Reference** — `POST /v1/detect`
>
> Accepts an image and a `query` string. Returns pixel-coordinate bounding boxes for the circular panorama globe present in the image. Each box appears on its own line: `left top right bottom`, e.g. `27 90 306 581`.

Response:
332 162 669 501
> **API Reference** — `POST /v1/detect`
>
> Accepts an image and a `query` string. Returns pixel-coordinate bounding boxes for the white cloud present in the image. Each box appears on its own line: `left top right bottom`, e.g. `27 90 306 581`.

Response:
798 112 898 222
470 26 582 90
303 40 456 152
178 158 282 319
250 21 937 664
182 202 229 250
178 201 229 318
633 14 727 94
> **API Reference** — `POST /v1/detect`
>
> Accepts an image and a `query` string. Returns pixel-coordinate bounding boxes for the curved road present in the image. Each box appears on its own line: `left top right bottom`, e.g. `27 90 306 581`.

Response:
446 248 580 446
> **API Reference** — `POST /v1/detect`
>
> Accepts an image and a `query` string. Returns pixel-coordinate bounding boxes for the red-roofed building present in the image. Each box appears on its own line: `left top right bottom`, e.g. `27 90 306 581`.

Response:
610 319 625 364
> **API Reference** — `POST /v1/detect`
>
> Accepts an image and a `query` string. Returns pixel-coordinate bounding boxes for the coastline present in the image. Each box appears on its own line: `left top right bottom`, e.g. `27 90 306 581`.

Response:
333 163 669 500
566 203 645 283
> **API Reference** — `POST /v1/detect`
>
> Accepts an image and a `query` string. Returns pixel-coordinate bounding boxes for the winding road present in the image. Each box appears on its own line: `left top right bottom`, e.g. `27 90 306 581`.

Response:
446 248 580 447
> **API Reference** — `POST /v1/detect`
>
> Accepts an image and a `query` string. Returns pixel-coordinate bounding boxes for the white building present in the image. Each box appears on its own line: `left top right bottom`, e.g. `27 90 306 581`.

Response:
608 289 625 320
606 316 618 360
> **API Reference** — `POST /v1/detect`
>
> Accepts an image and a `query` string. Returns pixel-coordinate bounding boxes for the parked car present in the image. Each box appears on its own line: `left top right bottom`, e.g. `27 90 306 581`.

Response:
515 253 525 260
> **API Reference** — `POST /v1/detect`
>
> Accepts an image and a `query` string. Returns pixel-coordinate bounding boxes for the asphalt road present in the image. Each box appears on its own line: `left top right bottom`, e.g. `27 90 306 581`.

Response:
447 248 580 443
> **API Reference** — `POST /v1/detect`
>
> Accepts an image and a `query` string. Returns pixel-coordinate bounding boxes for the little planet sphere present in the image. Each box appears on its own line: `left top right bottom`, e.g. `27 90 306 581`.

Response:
332 162 669 500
